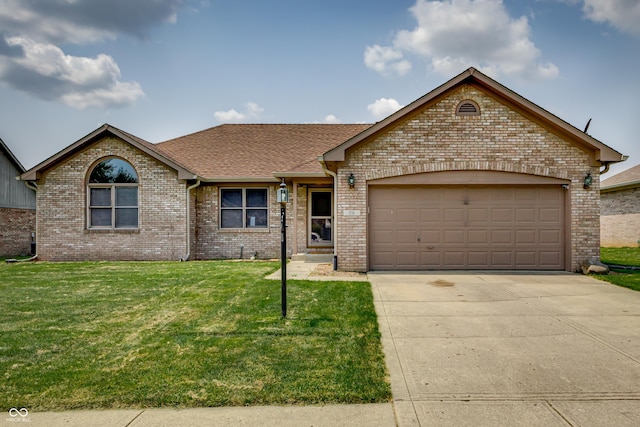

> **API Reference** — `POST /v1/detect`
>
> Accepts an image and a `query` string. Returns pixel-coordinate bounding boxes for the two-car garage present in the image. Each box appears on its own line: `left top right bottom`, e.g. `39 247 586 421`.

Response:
368 173 568 270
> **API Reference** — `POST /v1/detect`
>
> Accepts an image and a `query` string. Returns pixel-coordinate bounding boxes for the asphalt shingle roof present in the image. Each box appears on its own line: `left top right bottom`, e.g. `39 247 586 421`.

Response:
157 124 372 180
601 163 640 188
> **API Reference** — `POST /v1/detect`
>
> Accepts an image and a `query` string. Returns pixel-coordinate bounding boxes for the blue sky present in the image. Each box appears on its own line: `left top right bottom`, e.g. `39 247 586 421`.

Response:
1 0 638 178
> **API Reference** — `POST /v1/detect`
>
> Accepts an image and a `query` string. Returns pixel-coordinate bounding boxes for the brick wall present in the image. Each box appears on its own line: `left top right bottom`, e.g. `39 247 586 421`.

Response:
193 184 294 260
601 188 640 247
35 137 187 261
335 85 598 272
0 207 35 257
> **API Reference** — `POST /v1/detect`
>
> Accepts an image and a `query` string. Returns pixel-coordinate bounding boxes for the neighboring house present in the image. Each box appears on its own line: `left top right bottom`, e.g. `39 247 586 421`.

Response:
20 68 625 271
601 164 640 247
1 137 36 257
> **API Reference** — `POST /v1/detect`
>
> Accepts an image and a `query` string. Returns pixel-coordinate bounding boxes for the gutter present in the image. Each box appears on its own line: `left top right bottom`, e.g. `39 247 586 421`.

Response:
319 158 339 270
181 179 201 261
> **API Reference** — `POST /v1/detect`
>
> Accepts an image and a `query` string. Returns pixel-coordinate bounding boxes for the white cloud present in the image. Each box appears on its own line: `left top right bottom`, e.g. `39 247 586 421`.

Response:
0 0 182 108
582 0 640 36
323 114 342 124
367 98 405 120
0 36 144 109
214 102 265 123
0 0 183 44
364 0 559 80
364 45 412 76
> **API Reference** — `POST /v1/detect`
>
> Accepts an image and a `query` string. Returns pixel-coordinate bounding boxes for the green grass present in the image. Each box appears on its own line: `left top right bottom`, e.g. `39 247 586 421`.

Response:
597 247 640 292
600 247 640 267
0 261 391 411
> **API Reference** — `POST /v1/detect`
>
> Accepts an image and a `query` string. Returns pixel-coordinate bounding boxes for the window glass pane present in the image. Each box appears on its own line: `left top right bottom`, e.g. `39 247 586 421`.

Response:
115 208 138 228
311 218 332 243
221 189 242 208
246 209 267 228
246 189 267 207
89 159 138 183
90 188 111 207
221 209 243 228
91 208 112 227
116 187 138 206
311 192 332 216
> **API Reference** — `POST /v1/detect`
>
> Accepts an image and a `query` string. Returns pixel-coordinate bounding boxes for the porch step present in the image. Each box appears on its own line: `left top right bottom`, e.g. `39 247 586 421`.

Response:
290 253 333 263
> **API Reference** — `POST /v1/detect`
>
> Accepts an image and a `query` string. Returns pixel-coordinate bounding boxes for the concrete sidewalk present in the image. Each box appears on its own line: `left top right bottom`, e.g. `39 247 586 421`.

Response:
370 271 640 426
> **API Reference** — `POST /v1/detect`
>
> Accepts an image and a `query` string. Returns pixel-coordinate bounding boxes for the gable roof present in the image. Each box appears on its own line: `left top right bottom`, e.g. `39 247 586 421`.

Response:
323 67 625 165
21 124 196 181
157 124 371 181
601 163 640 192
0 137 26 173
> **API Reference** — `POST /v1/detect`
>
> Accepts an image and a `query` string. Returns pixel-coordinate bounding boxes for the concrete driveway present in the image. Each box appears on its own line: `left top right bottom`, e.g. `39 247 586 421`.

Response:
369 272 640 426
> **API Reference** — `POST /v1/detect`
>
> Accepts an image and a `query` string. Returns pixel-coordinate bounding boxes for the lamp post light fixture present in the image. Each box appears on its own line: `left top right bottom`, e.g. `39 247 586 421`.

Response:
277 179 289 318
583 172 593 189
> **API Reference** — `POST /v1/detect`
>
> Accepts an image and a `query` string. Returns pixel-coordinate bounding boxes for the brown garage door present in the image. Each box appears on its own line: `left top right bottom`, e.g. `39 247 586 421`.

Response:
369 185 564 270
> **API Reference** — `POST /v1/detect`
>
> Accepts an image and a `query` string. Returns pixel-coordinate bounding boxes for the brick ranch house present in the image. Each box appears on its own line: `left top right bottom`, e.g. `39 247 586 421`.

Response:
20 68 626 272
1 137 36 257
601 164 640 247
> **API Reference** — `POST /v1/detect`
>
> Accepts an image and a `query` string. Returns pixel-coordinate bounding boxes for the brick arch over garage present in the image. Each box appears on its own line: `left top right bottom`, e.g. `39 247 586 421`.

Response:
363 161 571 182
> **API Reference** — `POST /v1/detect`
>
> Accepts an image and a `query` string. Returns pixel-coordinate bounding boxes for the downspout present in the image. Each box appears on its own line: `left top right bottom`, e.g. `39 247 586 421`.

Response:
181 179 201 261
320 159 338 270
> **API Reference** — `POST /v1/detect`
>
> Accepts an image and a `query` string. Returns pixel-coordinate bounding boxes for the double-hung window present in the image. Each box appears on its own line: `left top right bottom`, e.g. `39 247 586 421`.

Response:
220 188 268 229
88 158 139 229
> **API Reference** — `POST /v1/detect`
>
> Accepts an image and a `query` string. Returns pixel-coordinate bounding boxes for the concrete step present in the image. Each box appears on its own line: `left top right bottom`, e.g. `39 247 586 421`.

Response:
290 253 333 263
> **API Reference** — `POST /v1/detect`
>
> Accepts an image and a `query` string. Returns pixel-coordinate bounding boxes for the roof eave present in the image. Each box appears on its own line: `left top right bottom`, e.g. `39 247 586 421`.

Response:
20 124 196 181
601 180 640 192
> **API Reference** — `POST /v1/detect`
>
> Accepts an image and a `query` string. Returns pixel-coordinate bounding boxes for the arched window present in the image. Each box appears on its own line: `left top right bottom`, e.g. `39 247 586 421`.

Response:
456 99 480 116
87 158 139 229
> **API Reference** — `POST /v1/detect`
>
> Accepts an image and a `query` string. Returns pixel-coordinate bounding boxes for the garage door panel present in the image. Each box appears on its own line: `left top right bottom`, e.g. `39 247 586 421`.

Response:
515 229 536 244
397 208 418 222
492 229 512 244
444 229 465 244
492 208 512 222
397 230 417 244
540 229 561 244
468 251 489 267
369 185 564 270
443 251 465 267
372 230 394 244
397 251 418 267
468 230 489 244
444 208 464 222
492 251 513 267
540 208 561 222
468 208 489 222
420 208 441 222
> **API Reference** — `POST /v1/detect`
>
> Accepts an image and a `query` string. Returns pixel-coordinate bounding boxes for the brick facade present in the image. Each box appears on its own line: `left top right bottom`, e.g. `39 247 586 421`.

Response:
193 184 293 260
601 187 640 247
35 137 187 261
0 207 35 257
334 85 599 272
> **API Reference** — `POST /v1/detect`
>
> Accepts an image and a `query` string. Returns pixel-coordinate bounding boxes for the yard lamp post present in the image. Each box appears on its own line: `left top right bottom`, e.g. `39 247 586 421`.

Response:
277 179 289 318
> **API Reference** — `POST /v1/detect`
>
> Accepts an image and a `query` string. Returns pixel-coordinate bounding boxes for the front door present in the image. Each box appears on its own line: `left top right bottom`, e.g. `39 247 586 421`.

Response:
309 189 333 247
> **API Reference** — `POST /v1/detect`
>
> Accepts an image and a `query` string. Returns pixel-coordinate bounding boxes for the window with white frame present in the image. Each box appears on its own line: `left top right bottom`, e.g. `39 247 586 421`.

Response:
220 188 268 229
87 158 139 229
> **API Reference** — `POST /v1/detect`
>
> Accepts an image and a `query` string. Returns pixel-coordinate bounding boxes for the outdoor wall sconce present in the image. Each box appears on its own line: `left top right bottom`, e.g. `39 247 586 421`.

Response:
348 173 355 188
583 172 593 189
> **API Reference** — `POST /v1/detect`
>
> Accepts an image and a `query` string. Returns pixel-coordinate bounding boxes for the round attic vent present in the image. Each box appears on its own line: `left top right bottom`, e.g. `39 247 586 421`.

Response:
456 100 480 116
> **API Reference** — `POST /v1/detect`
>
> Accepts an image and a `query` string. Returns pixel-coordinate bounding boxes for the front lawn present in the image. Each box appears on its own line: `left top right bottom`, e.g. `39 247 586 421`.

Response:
0 261 390 410
597 247 640 292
